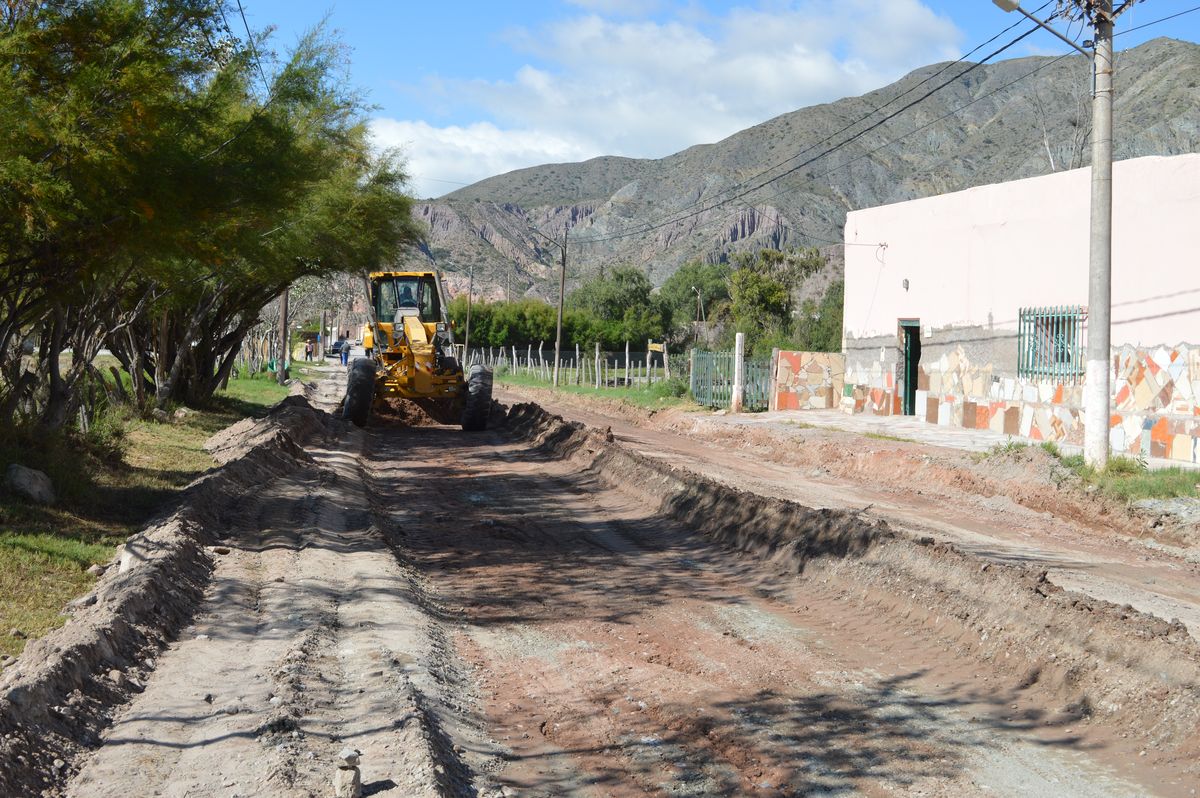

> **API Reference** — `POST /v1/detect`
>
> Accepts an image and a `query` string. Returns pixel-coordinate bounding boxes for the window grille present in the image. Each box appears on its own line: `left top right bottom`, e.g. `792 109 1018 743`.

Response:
1017 305 1086 383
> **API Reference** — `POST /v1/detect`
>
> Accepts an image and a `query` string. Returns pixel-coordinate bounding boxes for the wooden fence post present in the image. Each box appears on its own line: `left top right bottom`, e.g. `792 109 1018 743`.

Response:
646 339 653 387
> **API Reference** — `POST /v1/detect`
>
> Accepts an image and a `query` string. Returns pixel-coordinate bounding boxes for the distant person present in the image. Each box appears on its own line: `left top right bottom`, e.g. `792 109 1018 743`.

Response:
304 341 313 361
339 339 349 366
363 327 374 358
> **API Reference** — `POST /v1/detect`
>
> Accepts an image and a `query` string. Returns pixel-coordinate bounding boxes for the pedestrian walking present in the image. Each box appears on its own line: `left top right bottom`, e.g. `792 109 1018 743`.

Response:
339 339 349 366
304 340 313 361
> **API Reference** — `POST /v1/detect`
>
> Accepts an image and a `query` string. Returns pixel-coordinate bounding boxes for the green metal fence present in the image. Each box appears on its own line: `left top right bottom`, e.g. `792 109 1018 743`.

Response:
1017 305 1086 384
692 350 733 408
744 358 773 412
691 350 772 411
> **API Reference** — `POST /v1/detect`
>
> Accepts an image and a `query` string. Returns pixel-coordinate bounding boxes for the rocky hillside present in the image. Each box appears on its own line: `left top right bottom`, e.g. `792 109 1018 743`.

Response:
400 38 1200 298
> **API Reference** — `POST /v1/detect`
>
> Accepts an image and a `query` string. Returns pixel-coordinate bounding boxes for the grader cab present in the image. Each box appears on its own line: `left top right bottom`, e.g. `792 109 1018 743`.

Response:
342 270 492 430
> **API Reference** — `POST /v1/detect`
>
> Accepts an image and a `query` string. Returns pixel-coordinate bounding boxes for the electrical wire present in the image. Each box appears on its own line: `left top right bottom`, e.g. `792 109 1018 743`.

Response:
618 42 1082 263
445 2 1196 269
575 1 1057 244
575 21 1049 245
1115 4 1200 36
234 0 271 93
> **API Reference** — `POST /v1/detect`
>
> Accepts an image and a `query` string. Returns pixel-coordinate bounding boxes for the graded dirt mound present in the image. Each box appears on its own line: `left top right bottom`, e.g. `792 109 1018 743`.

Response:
0 396 339 797
502 402 1200 780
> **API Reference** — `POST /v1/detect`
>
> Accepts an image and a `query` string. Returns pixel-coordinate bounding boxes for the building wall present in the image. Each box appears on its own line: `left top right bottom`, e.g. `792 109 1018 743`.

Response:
838 154 1200 463
843 154 1200 350
838 339 1200 464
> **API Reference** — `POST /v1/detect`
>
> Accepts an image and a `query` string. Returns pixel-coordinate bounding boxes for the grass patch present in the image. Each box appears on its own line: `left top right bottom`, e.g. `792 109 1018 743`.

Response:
865 431 918 444
497 367 701 411
0 533 113 657
1037 441 1198 502
0 374 289 661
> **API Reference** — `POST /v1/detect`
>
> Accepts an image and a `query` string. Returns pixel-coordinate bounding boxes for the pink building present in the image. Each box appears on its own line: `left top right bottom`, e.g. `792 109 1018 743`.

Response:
840 153 1200 463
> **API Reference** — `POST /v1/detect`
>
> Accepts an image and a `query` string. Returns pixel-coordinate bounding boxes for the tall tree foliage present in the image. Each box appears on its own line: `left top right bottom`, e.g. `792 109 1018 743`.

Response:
658 260 731 332
0 0 419 428
721 248 840 357
565 265 667 348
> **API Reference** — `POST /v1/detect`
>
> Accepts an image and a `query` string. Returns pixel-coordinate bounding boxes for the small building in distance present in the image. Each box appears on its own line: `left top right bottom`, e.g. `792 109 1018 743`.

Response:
839 153 1200 463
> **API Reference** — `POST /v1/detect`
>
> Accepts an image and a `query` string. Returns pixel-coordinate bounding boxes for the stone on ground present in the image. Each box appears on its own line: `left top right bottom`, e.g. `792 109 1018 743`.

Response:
4 463 55 505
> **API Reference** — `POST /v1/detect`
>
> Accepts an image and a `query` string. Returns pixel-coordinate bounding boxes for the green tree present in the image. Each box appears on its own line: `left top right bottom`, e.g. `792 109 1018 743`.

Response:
566 265 666 348
0 1 419 426
794 281 844 353
728 268 791 353
657 260 731 334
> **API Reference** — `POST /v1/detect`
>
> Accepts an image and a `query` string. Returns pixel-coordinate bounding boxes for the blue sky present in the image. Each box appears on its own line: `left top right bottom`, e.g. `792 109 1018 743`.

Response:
241 1 1200 198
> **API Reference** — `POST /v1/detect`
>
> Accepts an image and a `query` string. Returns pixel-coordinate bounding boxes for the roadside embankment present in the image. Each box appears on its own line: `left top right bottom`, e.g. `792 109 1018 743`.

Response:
504 401 1200 781
0 389 339 797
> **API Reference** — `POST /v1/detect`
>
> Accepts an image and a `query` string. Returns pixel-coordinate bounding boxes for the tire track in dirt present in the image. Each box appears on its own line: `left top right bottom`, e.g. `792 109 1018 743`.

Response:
500 386 1200 640
64 422 482 797
365 418 1169 797
43 376 1199 796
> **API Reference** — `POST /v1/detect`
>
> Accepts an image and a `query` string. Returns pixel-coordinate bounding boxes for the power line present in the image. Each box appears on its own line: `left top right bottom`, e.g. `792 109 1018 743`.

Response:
234 0 271 93
439 2 1195 273
616 42 1081 264
581 1 1056 243
1114 4 1200 36
575 21 1048 246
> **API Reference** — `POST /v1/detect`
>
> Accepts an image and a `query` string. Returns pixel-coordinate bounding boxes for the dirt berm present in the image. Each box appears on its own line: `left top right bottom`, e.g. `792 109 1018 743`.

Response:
0 390 339 797
505 401 1200 780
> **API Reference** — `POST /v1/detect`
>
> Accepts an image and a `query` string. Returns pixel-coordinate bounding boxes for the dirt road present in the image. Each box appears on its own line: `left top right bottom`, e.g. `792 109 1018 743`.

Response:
499 386 1200 640
45 375 1199 796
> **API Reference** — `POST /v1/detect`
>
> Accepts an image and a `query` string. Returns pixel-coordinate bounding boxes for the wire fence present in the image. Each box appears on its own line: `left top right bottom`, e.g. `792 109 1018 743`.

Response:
460 342 774 412
462 345 677 389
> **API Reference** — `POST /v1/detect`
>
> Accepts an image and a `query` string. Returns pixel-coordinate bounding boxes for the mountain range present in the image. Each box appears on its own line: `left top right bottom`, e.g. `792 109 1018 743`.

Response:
400 38 1200 300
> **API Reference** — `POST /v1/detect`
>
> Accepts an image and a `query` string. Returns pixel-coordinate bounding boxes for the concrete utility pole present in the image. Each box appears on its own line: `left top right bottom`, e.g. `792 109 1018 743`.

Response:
318 309 326 358
553 226 567 387
532 225 569 387
731 331 745 413
993 0 1128 468
1084 0 1115 468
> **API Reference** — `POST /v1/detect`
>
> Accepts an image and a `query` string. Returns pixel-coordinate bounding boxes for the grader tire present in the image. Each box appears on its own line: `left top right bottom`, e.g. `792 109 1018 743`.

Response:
343 358 376 428
461 365 493 432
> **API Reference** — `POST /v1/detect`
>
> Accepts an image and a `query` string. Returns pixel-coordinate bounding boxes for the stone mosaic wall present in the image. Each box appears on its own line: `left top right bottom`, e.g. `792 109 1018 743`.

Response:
838 342 1200 464
1110 345 1200 462
772 352 845 411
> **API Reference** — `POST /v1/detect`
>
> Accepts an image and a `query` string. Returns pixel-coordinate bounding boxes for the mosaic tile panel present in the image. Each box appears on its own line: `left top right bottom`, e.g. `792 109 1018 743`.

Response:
838 342 1200 464
773 352 845 411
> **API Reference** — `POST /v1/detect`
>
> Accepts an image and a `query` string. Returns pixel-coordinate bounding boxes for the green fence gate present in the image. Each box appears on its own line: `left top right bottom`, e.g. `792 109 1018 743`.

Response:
744 358 772 412
692 350 772 411
692 350 733 408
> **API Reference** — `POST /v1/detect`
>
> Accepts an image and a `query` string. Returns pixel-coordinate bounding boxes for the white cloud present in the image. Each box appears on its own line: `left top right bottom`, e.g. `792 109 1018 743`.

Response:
379 1 962 198
564 0 662 14
370 119 594 200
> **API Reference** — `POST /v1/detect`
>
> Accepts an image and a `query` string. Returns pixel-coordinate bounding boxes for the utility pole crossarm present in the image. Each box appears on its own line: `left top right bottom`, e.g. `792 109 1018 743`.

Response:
991 0 1090 55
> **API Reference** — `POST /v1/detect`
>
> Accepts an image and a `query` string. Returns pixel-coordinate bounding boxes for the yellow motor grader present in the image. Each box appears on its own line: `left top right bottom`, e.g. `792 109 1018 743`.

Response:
342 270 492 430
